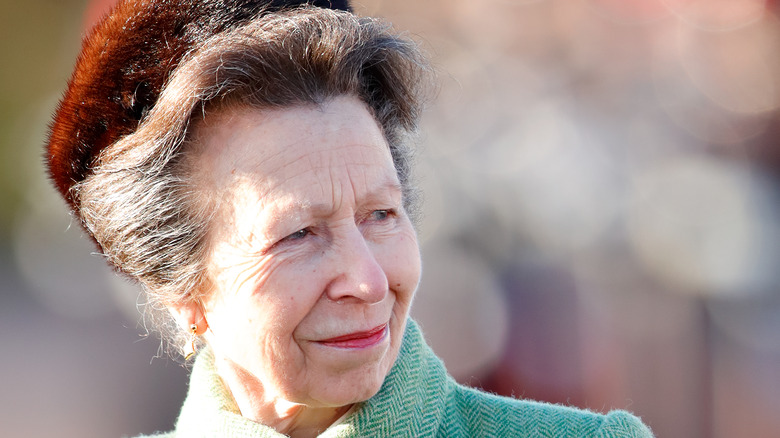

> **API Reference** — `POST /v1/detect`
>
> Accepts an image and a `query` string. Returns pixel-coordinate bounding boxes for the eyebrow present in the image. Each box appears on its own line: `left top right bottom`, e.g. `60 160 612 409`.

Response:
262 178 403 228
301 179 404 217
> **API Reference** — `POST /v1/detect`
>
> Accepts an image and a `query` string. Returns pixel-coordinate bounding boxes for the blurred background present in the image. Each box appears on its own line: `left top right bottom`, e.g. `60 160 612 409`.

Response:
2 0 780 436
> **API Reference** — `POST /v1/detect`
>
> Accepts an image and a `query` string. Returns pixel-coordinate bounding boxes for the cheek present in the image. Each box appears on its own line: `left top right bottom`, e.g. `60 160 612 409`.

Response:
209 294 307 379
204 261 320 359
276 259 330 306
381 229 421 303
253 260 334 346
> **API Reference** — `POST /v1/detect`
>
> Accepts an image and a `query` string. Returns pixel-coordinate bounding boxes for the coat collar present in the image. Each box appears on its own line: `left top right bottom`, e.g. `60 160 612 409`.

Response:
173 319 450 437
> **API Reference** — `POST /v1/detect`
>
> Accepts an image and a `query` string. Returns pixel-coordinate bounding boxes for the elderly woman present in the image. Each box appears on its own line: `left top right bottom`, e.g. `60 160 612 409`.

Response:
46 0 653 437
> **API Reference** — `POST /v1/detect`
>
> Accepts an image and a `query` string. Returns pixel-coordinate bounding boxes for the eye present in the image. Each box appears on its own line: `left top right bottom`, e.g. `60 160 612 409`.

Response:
284 228 310 242
371 210 391 221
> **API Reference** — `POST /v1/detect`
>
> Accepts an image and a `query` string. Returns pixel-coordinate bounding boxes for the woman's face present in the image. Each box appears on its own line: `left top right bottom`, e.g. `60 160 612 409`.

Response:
191 96 421 408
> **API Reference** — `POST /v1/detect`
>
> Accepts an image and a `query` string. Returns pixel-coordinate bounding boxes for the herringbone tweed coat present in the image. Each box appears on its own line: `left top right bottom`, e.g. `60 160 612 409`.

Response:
137 320 653 437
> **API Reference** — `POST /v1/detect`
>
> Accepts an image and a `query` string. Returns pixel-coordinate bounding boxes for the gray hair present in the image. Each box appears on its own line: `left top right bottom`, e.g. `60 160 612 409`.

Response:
72 6 431 356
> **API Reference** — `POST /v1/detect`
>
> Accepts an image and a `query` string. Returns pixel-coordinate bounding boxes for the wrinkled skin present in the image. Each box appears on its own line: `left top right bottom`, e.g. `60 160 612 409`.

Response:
172 96 421 436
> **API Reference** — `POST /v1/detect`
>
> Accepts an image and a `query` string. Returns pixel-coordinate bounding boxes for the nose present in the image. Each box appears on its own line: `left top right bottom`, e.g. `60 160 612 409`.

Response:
325 225 388 304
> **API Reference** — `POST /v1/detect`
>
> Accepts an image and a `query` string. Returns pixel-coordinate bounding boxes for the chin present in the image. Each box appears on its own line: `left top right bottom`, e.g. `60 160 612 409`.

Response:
322 380 385 408
310 354 396 408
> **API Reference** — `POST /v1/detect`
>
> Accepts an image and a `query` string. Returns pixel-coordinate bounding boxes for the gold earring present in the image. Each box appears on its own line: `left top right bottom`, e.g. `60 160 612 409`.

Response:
185 324 198 361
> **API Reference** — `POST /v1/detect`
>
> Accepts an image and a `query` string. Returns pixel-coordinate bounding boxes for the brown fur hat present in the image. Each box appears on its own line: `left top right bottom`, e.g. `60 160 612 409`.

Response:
46 0 351 212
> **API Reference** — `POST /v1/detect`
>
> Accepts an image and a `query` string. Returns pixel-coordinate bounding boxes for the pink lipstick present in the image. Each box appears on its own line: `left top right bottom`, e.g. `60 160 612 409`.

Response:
318 324 388 349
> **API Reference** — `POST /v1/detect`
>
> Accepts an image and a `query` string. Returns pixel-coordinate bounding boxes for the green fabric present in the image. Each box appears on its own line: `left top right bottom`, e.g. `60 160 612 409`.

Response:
137 320 653 437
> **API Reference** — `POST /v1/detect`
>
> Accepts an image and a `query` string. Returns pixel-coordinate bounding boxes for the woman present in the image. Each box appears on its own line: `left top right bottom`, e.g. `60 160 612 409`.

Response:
46 0 654 436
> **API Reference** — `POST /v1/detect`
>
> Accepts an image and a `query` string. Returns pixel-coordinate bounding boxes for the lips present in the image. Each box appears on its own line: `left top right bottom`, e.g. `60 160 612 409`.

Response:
317 324 388 349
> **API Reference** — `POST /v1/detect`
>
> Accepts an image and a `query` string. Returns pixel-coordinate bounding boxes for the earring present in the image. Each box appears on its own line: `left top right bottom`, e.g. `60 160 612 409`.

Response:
185 323 198 361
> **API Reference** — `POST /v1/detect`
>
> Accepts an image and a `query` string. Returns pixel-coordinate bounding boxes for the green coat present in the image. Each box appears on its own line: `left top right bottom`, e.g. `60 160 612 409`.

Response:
138 320 653 437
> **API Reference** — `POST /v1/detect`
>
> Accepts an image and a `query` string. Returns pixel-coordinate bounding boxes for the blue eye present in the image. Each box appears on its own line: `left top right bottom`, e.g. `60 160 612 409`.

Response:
286 228 309 241
371 210 390 221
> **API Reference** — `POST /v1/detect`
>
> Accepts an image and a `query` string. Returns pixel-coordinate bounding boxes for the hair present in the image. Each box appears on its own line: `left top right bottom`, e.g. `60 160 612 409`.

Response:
72 6 431 356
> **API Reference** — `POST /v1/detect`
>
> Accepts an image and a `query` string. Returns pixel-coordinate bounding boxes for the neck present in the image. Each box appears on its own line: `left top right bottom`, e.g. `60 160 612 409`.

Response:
215 357 352 437
271 401 353 438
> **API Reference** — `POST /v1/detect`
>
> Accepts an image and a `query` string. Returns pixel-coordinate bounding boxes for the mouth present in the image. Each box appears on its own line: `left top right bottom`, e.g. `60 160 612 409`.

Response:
316 323 388 349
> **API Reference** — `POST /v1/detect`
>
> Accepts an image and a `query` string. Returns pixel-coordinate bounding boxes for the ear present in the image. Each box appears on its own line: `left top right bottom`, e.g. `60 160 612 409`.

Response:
168 298 208 335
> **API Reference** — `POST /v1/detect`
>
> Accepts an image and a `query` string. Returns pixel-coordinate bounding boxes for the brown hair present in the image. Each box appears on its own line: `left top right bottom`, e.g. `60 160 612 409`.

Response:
74 6 431 354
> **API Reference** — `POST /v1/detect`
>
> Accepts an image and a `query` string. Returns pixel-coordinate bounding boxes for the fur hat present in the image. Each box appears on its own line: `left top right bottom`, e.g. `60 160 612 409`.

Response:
45 0 351 212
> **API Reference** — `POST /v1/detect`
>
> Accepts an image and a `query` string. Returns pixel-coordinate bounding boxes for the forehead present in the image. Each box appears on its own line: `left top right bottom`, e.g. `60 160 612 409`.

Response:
190 96 399 210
